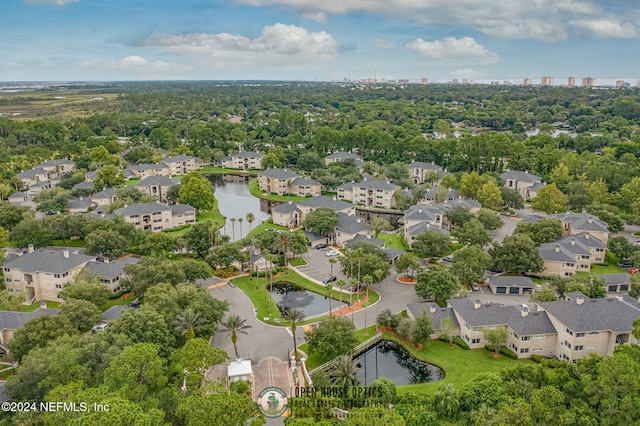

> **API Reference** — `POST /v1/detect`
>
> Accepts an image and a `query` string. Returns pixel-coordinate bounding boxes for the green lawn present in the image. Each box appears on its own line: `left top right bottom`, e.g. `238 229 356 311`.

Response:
383 333 526 396
0 300 62 312
588 263 627 274
244 222 288 239
289 257 308 267
299 324 379 370
197 166 258 176
125 178 140 186
162 194 226 236
52 239 85 247
248 179 307 203
378 233 408 250
0 368 15 380
99 293 136 311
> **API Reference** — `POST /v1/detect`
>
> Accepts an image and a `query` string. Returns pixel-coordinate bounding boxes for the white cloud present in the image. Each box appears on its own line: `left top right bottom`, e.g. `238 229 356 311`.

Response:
139 24 338 68
235 0 638 42
375 39 395 49
25 0 78 5
570 17 637 39
406 37 499 64
81 56 193 78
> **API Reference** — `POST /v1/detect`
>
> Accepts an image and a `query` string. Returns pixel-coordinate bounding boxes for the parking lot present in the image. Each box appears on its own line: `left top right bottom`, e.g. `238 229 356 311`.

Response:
296 246 351 290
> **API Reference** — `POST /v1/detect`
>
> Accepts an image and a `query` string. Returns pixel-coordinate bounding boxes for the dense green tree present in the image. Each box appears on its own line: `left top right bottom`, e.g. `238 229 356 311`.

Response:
33 187 72 213
296 152 323 172
123 255 186 298
476 208 503 231
136 231 177 255
184 222 215 256
459 373 506 412
416 265 459 303
451 245 492 286
206 242 243 268
59 299 102 333
283 307 305 361
515 217 564 244
394 252 420 278
302 207 339 237
607 235 637 261
531 183 569 214
0 202 33 231
439 317 457 347
9 218 54 248
8 315 77 362
262 146 287 169
342 242 390 283
306 317 358 360
412 230 450 260
176 386 263 426
329 354 361 388
445 205 474 228
180 259 212 284
411 312 434 346
178 172 216 212
173 308 207 340
452 218 492 246
0 288 24 311
0 225 10 250
93 164 125 190
501 187 524 209
85 228 128 259
489 234 543 274
433 383 460 419
170 338 227 390
108 308 176 356
368 216 392 237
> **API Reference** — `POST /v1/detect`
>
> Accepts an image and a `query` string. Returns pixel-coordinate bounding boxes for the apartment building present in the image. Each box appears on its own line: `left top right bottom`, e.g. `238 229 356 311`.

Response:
407 161 447 185
114 202 196 232
125 163 171 179
162 155 204 175
257 168 302 196
499 170 543 199
221 152 264 170
324 151 364 169
134 175 180 201
337 180 400 209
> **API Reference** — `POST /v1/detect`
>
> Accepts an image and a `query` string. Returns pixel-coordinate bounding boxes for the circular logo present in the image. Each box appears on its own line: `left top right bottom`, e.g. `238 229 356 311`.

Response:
257 386 288 418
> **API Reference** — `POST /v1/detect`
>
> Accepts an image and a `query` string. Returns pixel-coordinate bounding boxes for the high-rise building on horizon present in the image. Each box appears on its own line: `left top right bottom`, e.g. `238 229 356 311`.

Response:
582 77 597 87
420 78 429 85
567 77 575 87
523 77 532 86
541 76 554 86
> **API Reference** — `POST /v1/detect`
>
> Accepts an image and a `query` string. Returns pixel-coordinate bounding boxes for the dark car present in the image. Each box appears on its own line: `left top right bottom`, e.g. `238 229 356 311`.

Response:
315 243 328 249
128 302 141 308
619 260 632 268
322 276 337 284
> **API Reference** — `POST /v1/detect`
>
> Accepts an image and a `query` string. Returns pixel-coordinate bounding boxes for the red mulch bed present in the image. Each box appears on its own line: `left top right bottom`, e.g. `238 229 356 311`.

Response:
397 276 417 283
118 292 133 300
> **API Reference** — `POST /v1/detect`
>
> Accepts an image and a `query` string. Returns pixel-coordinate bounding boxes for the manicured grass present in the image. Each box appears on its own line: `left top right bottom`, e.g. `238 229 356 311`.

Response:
163 194 226 236
589 263 627 274
125 178 140 186
244 222 288 239
248 179 307 203
378 233 408 250
1 300 63 312
99 293 136 312
299 324 379 370
198 166 258 176
383 333 526 396
0 368 15 380
52 239 85 247
289 257 308 267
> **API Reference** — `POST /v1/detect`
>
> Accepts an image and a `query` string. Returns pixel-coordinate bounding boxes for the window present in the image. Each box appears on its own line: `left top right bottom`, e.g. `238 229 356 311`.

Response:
533 335 545 339
575 345 584 351
589 331 600 335
521 336 531 341
563 341 572 349
520 348 529 354
565 328 573 336
63 272 69 277
471 338 481 344
3 268 9 272
532 348 543 352
55 284 63 289
54 274 61 278
576 332 585 338
5 278 11 283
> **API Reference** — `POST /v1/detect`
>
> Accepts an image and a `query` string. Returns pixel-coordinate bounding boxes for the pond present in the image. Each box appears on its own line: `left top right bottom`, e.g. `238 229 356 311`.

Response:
205 174 271 241
353 340 444 386
270 281 347 319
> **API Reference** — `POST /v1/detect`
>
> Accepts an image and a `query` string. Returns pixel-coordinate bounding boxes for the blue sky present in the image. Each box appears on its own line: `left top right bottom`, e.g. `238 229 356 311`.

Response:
3 0 640 83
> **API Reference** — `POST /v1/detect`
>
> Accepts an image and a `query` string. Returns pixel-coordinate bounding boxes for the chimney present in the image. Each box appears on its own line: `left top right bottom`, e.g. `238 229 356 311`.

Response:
554 245 560 252
614 293 624 302
473 299 481 309
585 234 590 240
332 196 337 201
80 196 83 201
581 208 586 213
587 217 593 224
63 249 69 259
521 309 529 317
283 168 287 172
104 257 110 264
28 244 35 253
288 200 292 205
576 296 584 305
570 239 576 246
356 218 361 223
418 207 423 214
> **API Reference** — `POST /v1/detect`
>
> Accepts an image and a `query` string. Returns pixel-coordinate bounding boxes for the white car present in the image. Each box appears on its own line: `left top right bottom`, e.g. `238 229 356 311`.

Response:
325 250 341 257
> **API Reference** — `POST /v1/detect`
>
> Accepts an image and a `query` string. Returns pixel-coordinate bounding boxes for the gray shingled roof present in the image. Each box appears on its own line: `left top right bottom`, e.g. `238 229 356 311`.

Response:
0 308 59 331
101 305 133 322
85 256 139 278
555 236 592 256
326 151 362 160
8 192 28 200
500 170 542 183
128 163 166 172
135 175 180 187
17 167 49 178
488 276 535 288
449 299 556 335
408 161 444 171
407 302 459 328
596 273 631 286
540 295 640 333
272 201 300 214
291 177 319 186
30 181 51 188
520 214 546 223
344 234 384 247
407 222 449 237
355 180 399 191
336 212 367 234
298 196 353 211
385 247 405 261
170 204 196 215
528 182 546 192
163 155 201 162
73 181 95 190
552 212 609 233
258 168 300 179
92 187 117 200
114 202 171 216
67 197 94 210
539 242 576 263
85 212 115 220
4 249 96 274
39 159 75 168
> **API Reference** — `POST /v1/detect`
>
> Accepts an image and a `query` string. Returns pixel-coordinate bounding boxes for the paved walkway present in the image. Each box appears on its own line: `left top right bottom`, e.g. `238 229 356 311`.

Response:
254 357 294 396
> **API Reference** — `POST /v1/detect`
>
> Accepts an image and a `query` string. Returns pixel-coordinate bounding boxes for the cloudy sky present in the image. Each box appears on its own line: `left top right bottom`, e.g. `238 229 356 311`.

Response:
3 0 640 83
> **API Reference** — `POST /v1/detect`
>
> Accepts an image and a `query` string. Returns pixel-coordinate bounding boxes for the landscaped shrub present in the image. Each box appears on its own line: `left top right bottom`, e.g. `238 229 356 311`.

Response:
485 345 518 359
377 308 400 329
162 224 191 233
213 266 239 278
530 354 545 363
396 318 414 341
454 337 469 350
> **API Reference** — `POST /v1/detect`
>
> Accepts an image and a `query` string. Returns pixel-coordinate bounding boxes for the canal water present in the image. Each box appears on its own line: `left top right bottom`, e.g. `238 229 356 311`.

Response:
353 340 444 386
205 174 271 241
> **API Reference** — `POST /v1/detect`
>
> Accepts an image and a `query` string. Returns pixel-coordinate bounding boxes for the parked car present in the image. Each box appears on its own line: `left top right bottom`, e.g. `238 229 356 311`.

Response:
91 324 108 334
325 250 341 257
323 276 337 284
619 260 632 267
128 301 141 308
315 243 328 249
471 283 480 291
442 255 453 262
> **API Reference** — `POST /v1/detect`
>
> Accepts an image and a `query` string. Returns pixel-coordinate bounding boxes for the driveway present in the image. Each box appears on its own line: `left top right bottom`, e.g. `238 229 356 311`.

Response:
297 247 349 289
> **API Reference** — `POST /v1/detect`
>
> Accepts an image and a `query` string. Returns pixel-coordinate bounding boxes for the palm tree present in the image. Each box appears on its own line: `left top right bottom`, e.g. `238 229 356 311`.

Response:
173 308 206 340
230 218 236 241
246 213 255 234
238 218 243 239
330 354 361 388
282 307 305 361
329 256 337 278
275 231 293 270
219 314 252 358
362 274 373 335
327 282 333 317
336 279 346 316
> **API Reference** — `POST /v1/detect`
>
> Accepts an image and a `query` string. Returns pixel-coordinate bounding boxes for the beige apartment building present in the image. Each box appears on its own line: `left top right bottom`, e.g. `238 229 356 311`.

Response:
134 175 180 201
114 202 196 232
257 168 302 196
162 155 204 175
125 163 171 179
500 170 543 199
407 161 447 185
271 196 355 229
221 152 264 170
337 180 400 209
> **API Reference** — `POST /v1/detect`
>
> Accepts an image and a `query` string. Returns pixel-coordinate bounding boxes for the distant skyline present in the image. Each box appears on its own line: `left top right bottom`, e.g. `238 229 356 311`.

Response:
3 0 640 82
